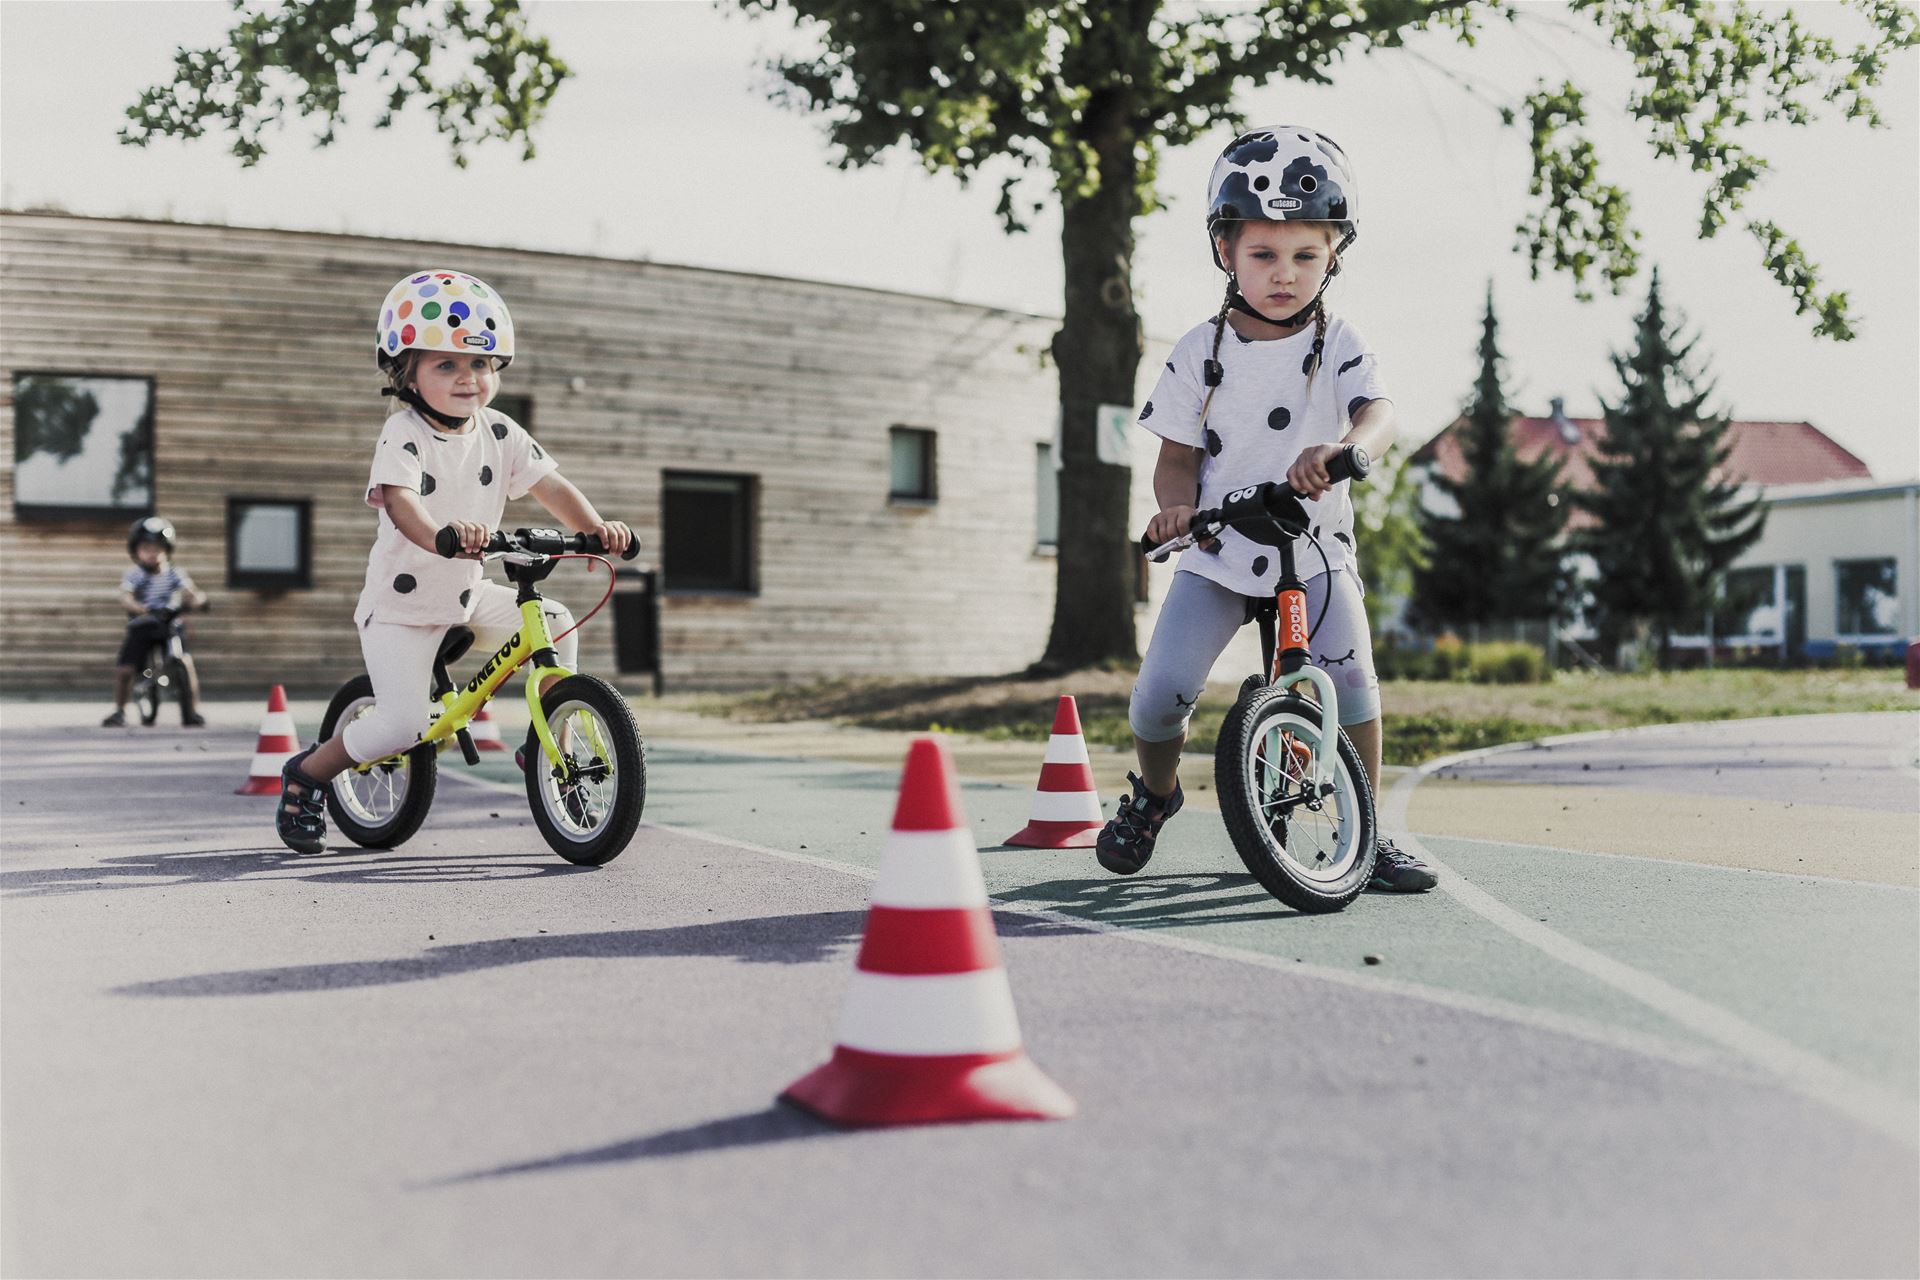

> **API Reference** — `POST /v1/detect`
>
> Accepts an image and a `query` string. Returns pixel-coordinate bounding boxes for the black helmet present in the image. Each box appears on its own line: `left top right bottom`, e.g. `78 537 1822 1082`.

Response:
128 516 175 559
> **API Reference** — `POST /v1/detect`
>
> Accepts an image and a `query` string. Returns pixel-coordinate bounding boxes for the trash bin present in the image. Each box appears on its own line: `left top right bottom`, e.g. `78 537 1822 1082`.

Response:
612 568 663 696
1906 637 1919 690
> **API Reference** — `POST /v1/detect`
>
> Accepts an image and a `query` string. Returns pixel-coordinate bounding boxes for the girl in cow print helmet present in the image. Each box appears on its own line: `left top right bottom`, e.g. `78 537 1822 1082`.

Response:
1096 126 1436 894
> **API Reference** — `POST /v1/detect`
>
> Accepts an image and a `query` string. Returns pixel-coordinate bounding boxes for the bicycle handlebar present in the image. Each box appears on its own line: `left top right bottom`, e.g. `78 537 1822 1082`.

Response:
1139 444 1370 563
435 525 643 561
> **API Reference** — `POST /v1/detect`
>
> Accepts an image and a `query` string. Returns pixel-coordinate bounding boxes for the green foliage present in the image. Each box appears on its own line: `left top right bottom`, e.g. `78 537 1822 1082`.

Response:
1533 0 1918 337
1376 636 1547 684
12 376 100 464
1411 284 1572 631
119 0 568 167
1574 268 1767 667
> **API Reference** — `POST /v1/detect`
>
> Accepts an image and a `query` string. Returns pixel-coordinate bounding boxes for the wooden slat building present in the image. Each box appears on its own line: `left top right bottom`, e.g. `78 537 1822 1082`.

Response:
2 212 1150 694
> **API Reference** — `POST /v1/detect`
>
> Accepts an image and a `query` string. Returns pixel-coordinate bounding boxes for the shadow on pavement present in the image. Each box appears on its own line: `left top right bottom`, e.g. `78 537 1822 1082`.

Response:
432 1104 840 1184
1011 873 1303 927
115 909 876 998
0 844 598 898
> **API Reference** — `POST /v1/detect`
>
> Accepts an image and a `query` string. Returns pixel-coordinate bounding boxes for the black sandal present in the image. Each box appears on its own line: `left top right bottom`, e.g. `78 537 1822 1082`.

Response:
276 748 329 854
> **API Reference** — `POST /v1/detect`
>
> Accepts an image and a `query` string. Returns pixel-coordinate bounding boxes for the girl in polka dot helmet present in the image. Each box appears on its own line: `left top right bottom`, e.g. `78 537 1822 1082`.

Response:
375 269 516 429
1099 125 1436 895
267 270 633 855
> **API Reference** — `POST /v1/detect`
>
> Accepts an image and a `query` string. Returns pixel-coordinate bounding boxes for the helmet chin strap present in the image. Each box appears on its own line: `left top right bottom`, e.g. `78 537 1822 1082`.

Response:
382 385 470 431
1227 285 1321 330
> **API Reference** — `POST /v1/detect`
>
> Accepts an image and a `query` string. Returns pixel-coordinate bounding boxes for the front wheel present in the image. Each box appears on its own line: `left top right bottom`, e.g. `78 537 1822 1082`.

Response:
524 675 645 866
1214 688 1375 913
136 644 166 726
319 675 437 849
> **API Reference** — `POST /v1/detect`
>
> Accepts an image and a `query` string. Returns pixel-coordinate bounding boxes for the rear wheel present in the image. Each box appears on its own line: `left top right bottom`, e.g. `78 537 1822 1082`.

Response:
319 675 437 849
523 675 645 866
1214 689 1375 913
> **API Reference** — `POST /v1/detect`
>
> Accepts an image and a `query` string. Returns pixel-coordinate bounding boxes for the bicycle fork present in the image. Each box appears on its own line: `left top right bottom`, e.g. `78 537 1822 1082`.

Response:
1254 552 1343 804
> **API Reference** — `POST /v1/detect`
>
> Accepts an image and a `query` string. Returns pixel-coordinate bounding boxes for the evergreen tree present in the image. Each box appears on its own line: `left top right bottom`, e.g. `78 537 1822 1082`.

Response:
1576 269 1767 666
1412 285 1571 633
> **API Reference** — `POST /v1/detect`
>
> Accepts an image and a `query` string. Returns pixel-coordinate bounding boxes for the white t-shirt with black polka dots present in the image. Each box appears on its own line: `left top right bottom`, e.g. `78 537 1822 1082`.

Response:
1136 314 1391 599
353 405 558 627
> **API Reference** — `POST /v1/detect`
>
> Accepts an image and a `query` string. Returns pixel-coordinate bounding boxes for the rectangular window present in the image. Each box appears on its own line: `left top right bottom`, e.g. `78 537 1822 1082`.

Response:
1035 442 1059 550
11 372 154 519
662 471 756 594
492 393 533 431
888 426 936 502
1835 558 1898 636
227 497 312 591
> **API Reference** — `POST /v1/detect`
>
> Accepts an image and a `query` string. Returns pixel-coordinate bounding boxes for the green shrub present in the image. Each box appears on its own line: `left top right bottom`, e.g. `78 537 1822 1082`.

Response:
1467 641 1548 684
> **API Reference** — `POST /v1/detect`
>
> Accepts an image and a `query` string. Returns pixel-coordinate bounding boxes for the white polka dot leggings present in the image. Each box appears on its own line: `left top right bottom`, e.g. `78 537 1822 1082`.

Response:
1130 569 1380 744
343 581 576 764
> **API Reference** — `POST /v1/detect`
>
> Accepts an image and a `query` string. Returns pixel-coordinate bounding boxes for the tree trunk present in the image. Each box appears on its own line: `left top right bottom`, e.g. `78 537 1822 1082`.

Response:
1038 99 1145 672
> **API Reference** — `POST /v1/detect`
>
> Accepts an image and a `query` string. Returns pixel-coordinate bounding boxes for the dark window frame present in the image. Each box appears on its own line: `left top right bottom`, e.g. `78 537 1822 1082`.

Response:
888 425 938 504
10 370 157 522
226 496 313 592
662 470 758 596
1034 441 1059 553
491 392 534 433
1834 556 1899 638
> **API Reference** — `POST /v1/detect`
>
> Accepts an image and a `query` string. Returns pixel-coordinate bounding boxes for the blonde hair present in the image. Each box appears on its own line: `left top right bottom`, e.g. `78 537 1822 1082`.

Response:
1198 222 1341 426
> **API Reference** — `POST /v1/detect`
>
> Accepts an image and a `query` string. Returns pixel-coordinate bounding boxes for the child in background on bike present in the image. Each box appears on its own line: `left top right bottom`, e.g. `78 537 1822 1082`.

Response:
1097 126 1435 892
273 270 632 854
104 516 207 727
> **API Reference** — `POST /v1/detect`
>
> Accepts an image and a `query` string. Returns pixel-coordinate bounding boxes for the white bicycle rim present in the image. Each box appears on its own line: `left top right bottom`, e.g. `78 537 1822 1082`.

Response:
330 694 414 827
532 698 619 844
1240 703 1365 885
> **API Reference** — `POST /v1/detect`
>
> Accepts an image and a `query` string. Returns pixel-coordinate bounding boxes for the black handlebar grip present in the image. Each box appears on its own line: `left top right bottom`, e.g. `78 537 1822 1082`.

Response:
434 525 462 558
1326 443 1371 485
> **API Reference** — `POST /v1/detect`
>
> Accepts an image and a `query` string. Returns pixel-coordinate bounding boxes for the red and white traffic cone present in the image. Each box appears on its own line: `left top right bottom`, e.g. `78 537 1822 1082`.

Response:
236 685 300 795
780 737 1076 1127
469 699 507 751
1005 695 1103 848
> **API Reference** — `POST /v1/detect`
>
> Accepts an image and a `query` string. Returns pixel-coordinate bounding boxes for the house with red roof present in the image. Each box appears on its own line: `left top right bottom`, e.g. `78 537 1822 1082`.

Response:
1407 402 1915 661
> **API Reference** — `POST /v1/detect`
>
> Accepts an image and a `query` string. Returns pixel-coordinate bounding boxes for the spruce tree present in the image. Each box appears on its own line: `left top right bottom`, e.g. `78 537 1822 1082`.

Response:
1576 269 1767 666
1413 286 1571 634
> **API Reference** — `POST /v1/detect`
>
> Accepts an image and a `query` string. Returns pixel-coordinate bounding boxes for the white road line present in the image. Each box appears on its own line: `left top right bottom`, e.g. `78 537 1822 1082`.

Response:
1387 754 1918 1148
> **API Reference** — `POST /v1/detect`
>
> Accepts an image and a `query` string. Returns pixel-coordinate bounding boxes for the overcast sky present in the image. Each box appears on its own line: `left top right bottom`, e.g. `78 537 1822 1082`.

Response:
3 0 1916 479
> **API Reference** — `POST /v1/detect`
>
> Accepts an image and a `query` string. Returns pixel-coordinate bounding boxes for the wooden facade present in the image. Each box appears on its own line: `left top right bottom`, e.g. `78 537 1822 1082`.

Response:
1 212 1160 694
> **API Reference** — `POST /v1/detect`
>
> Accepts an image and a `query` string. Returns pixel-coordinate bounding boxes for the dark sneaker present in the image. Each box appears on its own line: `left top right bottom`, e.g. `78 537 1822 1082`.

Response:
1369 837 1437 892
101 708 126 727
182 712 207 728
1096 772 1184 875
276 748 329 855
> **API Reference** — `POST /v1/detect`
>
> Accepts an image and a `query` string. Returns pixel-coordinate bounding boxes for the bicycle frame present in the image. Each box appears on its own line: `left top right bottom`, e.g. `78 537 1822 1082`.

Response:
1257 547 1343 797
351 556 593 775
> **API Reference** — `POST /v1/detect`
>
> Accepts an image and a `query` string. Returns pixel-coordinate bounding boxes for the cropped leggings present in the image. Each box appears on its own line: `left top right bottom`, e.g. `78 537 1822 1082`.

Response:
1130 569 1380 744
343 581 576 764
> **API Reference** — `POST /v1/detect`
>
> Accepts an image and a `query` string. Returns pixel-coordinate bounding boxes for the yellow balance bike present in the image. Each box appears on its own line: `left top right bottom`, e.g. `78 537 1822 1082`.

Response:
319 526 645 866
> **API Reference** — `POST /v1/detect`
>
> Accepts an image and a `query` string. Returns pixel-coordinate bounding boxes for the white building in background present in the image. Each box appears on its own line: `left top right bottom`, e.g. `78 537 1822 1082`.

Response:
1684 478 1920 662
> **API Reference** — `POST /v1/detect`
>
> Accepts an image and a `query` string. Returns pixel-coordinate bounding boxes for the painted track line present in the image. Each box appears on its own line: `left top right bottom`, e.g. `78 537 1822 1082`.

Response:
1388 741 1918 1148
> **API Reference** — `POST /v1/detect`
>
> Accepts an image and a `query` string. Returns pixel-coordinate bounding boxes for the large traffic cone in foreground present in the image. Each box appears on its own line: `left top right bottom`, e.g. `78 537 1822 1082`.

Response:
1005 695 1103 848
781 737 1076 1127
236 685 300 795
469 699 507 750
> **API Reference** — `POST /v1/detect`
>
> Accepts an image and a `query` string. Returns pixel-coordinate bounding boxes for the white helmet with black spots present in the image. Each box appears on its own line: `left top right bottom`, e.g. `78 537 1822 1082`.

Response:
1205 126 1359 271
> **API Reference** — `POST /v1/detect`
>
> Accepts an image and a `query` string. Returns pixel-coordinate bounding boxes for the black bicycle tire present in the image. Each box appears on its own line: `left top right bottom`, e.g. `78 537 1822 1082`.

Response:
137 644 164 726
1213 688 1375 913
523 674 645 867
319 674 437 849
167 656 193 721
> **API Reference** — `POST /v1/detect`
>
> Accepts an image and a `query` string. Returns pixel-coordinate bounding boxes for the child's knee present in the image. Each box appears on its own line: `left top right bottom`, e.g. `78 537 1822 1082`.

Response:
341 704 425 764
1128 680 1199 743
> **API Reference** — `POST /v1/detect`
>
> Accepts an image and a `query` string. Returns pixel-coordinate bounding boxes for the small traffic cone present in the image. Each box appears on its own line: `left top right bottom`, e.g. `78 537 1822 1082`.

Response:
781 737 1076 1127
236 685 299 795
1005 695 1103 848
469 699 507 750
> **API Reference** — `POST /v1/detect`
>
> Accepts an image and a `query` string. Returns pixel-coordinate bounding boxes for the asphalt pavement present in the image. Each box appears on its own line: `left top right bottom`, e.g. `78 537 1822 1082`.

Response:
2 699 1915 1277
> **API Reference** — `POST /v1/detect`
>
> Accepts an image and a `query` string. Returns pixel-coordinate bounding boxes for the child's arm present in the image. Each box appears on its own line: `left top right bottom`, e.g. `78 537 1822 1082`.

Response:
118 588 143 617
528 474 633 557
379 485 491 558
1145 439 1209 547
1288 399 1397 498
177 571 208 611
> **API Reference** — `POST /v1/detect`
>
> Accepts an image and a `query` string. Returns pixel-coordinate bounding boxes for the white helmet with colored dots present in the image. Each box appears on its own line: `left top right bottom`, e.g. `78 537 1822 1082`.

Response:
375 270 515 368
